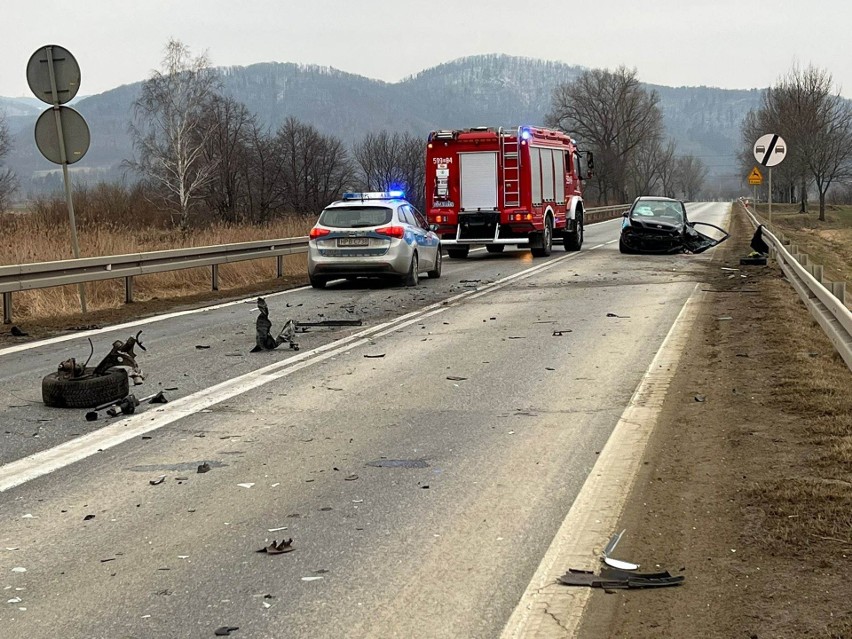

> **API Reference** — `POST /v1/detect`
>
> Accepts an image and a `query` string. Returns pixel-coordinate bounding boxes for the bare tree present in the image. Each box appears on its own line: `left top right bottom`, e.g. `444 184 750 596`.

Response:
200 95 254 222
241 119 287 222
547 66 663 203
628 136 677 197
352 131 425 210
743 65 852 219
128 39 221 229
0 111 17 211
674 155 708 200
275 117 352 213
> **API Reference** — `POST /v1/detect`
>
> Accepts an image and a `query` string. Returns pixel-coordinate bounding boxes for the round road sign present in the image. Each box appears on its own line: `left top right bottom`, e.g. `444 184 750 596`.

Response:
34 106 90 165
26 45 81 105
753 134 787 167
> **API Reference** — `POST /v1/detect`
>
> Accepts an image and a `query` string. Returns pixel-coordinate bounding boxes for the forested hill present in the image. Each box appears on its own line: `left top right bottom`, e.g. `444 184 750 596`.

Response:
3 54 762 194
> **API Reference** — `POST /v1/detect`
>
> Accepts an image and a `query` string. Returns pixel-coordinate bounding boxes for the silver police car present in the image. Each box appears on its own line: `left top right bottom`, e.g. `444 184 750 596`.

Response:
308 191 442 288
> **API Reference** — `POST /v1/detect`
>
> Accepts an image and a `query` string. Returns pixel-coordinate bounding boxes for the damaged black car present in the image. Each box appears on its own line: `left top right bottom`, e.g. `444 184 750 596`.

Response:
619 197 729 255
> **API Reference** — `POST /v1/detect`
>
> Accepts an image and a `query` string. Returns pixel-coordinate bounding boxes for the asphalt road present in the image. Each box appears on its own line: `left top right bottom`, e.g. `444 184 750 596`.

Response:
0 203 729 639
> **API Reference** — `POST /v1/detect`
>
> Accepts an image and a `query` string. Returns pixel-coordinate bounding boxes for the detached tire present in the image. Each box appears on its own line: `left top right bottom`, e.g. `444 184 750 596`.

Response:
42 367 129 409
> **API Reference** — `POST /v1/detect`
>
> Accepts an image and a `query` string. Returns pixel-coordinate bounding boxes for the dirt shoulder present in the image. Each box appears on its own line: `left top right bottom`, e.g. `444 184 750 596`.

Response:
579 204 852 638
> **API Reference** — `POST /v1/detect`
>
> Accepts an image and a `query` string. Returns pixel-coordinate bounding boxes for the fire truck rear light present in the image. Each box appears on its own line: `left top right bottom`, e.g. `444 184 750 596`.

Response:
525 213 533 221
376 226 405 239
309 227 330 239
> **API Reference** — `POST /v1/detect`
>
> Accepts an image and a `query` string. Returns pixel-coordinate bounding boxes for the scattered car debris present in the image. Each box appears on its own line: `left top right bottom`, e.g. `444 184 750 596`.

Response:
42 331 148 408
364 353 386 358
257 539 294 555
558 566 684 589
83 514 95 521
446 376 467 381
10 326 28 337
606 313 630 319
602 530 640 570
344 474 359 481
85 391 167 421
694 395 706 402
251 298 299 352
149 476 166 486
293 319 364 333
552 330 572 336
237 483 255 489
197 463 211 474
214 627 240 636
195 344 211 350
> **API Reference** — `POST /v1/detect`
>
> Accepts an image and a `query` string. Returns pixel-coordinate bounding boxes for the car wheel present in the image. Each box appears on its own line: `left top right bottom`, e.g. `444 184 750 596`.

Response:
618 237 635 254
42 367 130 409
530 215 553 257
404 252 419 287
563 211 584 251
309 274 327 289
426 248 442 279
447 247 469 259
486 244 505 254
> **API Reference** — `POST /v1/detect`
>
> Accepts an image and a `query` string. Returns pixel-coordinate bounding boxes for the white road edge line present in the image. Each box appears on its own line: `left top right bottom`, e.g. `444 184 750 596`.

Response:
500 283 702 639
0 248 585 493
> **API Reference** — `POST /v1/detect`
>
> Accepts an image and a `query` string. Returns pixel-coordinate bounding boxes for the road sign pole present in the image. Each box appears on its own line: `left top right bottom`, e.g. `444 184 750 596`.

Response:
45 46 86 314
768 167 773 229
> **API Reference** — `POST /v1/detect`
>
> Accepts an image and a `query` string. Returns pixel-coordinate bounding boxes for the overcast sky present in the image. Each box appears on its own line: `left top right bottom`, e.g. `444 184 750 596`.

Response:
4 0 851 98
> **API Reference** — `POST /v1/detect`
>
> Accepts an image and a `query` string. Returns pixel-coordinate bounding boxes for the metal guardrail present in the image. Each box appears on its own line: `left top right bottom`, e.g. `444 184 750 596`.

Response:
1 205 627 324
740 199 852 371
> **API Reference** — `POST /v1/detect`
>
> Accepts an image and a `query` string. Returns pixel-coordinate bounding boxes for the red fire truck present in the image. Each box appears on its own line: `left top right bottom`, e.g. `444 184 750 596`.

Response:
425 126 593 258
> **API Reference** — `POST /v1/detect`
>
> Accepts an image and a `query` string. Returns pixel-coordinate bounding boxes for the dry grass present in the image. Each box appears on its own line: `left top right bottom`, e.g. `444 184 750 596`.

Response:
735 203 852 553
1 208 314 321
754 202 852 285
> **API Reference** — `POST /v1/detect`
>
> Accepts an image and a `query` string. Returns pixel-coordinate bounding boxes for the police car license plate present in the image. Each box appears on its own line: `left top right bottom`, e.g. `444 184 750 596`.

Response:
338 237 369 247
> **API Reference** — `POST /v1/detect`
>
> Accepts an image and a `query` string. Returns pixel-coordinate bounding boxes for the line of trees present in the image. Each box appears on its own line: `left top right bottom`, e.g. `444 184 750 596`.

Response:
128 40 425 229
740 64 852 221
0 111 17 211
546 66 707 203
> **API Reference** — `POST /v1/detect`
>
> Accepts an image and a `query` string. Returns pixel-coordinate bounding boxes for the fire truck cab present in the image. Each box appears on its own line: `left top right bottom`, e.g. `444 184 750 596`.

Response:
425 126 593 258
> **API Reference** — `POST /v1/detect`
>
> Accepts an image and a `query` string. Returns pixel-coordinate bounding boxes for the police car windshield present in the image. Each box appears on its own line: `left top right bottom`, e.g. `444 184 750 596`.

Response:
318 206 393 228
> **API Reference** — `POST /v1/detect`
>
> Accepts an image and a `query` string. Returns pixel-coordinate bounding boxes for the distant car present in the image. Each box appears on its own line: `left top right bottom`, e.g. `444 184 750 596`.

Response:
618 196 729 254
307 191 442 288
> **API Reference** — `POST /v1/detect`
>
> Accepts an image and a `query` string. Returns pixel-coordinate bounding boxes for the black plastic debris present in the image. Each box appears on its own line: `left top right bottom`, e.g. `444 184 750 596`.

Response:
606 313 630 318
750 225 770 255
552 330 572 336
251 298 298 352
149 476 166 486
257 539 294 555
197 462 211 474
558 566 684 589
10 326 28 337
446 376 467 381
214 627 240 636
364 353 386 359
83 514 95 521
195 345 210 350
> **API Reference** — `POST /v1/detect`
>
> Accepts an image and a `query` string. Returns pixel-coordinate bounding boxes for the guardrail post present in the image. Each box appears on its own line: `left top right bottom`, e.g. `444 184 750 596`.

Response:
276 255 284 278
2 292 11 324
789 244 798 255
812 264 824 283
831 282 846 304
125 276 134 304
211 264 219 291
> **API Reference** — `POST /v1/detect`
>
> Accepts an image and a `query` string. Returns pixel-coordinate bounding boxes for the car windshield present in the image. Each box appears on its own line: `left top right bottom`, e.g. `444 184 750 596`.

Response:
631 201 684 222
318 206 393 228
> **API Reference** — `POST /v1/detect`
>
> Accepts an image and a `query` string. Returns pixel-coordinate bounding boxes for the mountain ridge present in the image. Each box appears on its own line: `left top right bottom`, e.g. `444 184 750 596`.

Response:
1 54 763 196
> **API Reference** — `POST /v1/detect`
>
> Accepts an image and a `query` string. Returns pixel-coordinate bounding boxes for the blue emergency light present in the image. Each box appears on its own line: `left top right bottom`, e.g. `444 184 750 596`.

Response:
342 191 406 201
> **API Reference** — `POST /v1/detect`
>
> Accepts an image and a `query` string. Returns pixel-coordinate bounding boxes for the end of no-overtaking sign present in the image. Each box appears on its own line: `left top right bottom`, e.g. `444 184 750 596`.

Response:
753 134 787 167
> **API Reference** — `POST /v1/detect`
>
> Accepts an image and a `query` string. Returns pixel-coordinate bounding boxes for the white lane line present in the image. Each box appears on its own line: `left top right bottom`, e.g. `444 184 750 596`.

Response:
500 284 702 639
0 247 593 493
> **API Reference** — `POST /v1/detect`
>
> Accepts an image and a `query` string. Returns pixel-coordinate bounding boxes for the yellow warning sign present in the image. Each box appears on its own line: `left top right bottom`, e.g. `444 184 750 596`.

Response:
748 166 763 185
